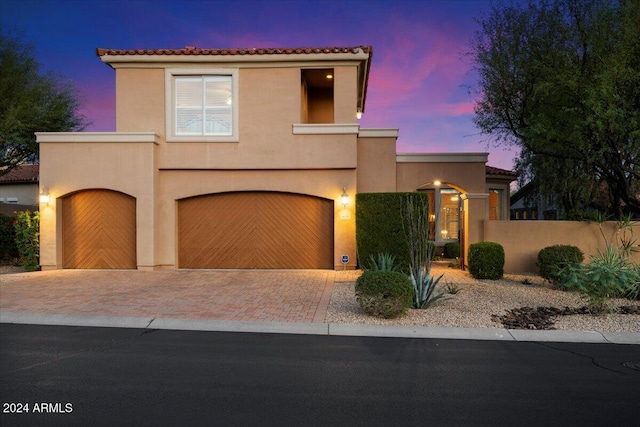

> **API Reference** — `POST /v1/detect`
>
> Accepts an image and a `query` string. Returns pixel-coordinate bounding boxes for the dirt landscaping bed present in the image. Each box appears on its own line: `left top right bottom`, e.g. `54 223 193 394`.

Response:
328 269 640 333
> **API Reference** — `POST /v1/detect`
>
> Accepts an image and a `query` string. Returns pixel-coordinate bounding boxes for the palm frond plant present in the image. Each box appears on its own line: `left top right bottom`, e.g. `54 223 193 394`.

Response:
401 194 448 309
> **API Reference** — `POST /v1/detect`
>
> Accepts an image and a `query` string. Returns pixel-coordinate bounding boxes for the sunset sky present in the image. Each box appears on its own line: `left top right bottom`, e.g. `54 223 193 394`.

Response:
1 0 519 170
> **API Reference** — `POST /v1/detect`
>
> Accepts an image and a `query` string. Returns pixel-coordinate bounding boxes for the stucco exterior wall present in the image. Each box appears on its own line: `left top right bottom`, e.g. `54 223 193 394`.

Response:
356 134 397 192
37 134 158 270
484 220 640 273
156 169 357 269
396 160 487 193
116 69 165 135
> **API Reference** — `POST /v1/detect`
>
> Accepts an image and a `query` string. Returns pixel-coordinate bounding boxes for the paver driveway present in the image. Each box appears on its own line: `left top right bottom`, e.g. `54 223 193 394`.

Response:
0 269 360 323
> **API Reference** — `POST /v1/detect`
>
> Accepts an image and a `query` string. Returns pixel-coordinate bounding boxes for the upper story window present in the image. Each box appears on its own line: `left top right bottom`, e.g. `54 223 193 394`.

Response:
301 69 334 124
166 68 238 142
175 76 232 136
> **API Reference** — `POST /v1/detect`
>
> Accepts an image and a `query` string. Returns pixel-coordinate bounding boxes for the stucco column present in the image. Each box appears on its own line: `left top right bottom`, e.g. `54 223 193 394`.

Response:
460 193 488 267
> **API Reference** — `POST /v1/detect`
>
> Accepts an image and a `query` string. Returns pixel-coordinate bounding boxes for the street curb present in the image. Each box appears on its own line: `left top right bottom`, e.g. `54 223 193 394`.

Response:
1 312 638 344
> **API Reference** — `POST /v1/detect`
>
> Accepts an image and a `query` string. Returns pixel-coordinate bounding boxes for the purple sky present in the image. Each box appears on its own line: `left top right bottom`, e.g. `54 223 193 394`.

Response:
1 0 519 170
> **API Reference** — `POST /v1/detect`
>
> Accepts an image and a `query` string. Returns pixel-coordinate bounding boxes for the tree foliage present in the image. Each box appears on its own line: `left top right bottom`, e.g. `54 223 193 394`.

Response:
0 31 88 174
471 0 640 218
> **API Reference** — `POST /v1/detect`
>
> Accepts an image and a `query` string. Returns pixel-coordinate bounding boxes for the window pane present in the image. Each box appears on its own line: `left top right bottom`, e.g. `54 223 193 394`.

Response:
489 189 502 220
176 108 202 134
204 107 232 135
440 189 459 240
204 76 232 107
176 78 202 107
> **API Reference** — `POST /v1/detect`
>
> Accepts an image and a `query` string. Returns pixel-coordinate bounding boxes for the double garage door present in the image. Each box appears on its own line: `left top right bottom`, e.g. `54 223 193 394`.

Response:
178 192 334 269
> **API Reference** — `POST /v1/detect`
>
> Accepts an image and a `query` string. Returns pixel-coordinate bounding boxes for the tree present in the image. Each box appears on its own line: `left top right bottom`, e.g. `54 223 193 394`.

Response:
470 0 640 219
0 31 88 175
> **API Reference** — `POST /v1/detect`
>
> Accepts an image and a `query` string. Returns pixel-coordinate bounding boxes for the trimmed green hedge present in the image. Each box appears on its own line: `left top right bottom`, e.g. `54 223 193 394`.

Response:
468 241 504 280
356 192 428 272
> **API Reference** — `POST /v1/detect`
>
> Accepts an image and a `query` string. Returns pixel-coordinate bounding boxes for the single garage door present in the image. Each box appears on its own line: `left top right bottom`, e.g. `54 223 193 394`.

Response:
178 191 334 269
62 190 136 269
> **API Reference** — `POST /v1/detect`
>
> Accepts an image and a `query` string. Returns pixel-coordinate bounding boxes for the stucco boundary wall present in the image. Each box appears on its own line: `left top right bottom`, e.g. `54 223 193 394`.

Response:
483 221 640 273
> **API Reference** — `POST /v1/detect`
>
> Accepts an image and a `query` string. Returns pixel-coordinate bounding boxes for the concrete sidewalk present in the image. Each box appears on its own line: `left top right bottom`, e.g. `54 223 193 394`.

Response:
2 312 638 344
1 268 638 344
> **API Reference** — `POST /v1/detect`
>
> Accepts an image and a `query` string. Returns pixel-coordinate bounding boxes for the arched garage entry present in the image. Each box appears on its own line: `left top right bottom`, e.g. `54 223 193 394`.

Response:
178 191 334 269
62 189 137 269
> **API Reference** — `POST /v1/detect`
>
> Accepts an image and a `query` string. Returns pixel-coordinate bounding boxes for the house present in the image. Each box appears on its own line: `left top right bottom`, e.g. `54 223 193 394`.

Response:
0 164 39 216
510 182 560 220
36 45 516 270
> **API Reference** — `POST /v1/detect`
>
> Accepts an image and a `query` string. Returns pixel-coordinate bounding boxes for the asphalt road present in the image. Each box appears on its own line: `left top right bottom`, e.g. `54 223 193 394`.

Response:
1 323 639 427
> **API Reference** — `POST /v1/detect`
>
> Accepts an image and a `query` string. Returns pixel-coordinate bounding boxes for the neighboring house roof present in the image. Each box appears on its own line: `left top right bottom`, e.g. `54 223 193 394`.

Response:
485 165 518 180
0 164 39 184
96 45 373 114
510 182 534 205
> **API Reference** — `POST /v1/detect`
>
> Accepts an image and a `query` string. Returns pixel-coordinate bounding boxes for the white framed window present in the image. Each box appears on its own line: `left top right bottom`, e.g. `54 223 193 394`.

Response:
166 69 238 142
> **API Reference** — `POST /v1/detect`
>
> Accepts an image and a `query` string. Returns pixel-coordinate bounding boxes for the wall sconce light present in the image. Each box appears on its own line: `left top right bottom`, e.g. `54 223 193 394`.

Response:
39 187 50 205
433 180 442 186
340 187 349 207
356 110 362 120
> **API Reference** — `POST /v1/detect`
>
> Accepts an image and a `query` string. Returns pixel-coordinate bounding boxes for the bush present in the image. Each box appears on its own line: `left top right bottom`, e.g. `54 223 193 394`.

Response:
355 270 413 318
537 245 584 285
468 242 504 280
0 213 19 262
13 210 40 271
443 242 460 259
557 245 639 312
356 192 427 272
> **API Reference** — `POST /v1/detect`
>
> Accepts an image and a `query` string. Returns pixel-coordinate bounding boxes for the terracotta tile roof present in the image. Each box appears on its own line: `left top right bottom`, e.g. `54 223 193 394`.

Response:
0 164 39 184
486 165 518 178
96 46 372 57
96 45 373 113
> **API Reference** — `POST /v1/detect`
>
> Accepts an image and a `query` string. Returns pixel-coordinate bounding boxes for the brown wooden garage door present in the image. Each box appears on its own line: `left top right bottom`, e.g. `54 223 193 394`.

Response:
62 190 136 269
178 192 334 269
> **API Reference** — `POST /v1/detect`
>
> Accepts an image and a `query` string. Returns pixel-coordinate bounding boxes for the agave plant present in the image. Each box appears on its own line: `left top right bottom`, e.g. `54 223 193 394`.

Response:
366 252 401 272
409 265 448 308
402 194 449 309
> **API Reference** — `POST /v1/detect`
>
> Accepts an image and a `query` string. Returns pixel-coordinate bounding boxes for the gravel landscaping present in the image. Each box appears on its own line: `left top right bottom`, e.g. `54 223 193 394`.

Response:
329 268 640 333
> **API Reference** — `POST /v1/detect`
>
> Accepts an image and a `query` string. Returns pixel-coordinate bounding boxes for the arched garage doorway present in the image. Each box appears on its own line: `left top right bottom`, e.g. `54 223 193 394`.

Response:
62 189 137 269
178 191 334 269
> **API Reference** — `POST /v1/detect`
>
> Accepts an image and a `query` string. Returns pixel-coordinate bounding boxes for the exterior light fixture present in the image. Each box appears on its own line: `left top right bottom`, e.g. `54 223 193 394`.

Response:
39 187 50 205
340 187 349 207
326 74 333 79
433 180 442 186
356 110 362 120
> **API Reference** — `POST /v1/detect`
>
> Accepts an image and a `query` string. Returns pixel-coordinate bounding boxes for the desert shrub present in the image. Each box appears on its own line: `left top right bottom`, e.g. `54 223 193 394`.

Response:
356 192 428 272
13 210 40 271
0 213 19 262
557 245 639 312
355 270 413 318
365 252 401 272
468 242 504 280
443 242 460 259
537 245 584 285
